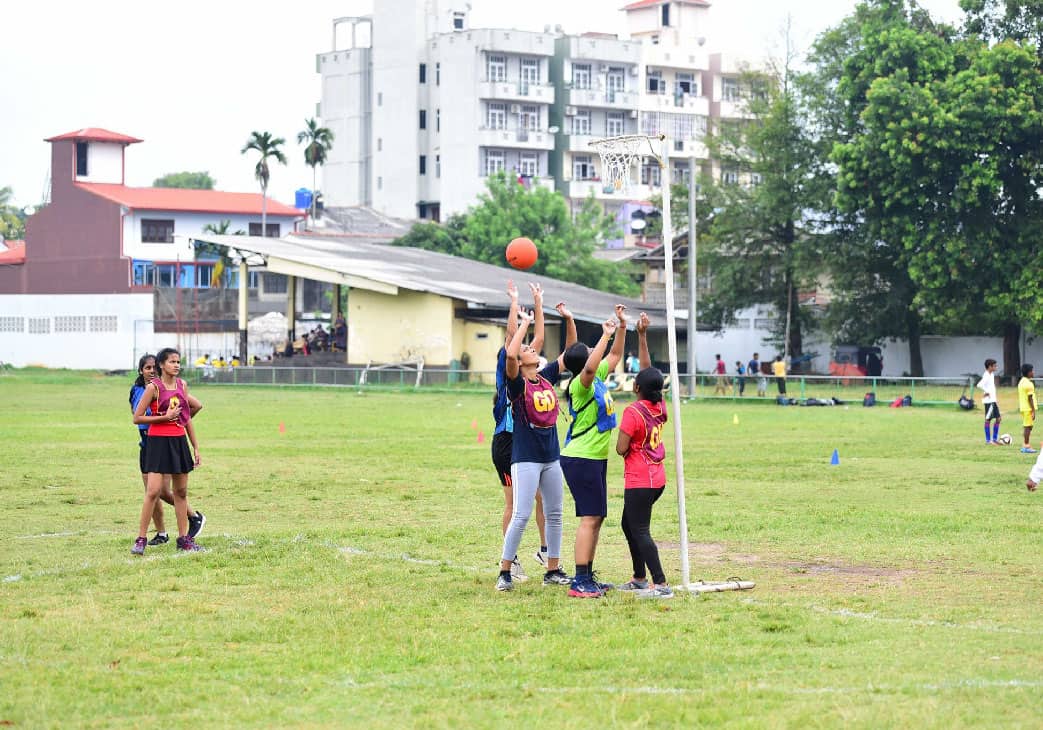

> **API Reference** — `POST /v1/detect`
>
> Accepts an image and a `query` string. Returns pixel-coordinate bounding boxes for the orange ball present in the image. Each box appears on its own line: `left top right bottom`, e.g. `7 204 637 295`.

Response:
506 237 538 270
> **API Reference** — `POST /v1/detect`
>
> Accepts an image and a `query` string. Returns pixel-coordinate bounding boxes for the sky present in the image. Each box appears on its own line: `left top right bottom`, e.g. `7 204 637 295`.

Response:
0 0 964 210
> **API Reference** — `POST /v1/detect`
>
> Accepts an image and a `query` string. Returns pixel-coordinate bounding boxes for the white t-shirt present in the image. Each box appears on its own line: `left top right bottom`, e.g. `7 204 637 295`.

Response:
977 370 997 404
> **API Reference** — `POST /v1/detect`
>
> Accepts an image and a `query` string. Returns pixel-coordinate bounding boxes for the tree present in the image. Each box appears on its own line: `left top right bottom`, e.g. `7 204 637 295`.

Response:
393 174 638 296
153 171 215 189
240 132 287 238
0 186 25 240
961 0 1043 59
698 29 827 364
296 118 335 224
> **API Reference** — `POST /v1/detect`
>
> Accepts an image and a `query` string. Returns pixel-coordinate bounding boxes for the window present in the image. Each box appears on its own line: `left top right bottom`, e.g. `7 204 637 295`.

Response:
89 315 118 332
487 102 507 129
754 317 776 329
519 152 538 177
377 176 383 190
419 63 427 83
264 273 288 294
0 317 24 333
520 58 539 93
436 62 440 85
606 67 625 100
226 269 259 289
377 92 383 106
606 112 624 137
419 155 427 175
572 109 591 135
436 154 441 178
54 316 87 333
436 109 440 132
141 219 174 243
419 110 427 129
453 11 465 29
674 140 684 152
677 72 694 96
647 70 664 95
661 4 670 26
484 149 505 176
195 263 215 288
28 317 50 335
672 162 690 184
377 137 382 151
76 142 88 176
487 54 506 82
248 222 281 237
132 261 155 286
156 264 177 288
641 157 661 186
573 63 591 89
573 155 594 180
721 165 740 185
749 172 763 187
520 105 539 131
722 77 740 101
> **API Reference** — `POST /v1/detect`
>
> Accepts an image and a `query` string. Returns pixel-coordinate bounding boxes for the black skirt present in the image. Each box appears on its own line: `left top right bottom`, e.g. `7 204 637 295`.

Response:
143 434 194 475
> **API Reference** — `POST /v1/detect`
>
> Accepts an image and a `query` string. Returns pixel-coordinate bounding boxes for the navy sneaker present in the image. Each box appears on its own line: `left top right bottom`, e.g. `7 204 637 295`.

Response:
131 536 147 555
567 575 603 598
591 571 615 592
187 511 206 539
147 533 169 546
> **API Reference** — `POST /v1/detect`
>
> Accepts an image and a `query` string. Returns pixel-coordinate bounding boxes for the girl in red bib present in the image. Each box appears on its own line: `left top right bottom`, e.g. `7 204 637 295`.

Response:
131 347 204 554
615 313 672 598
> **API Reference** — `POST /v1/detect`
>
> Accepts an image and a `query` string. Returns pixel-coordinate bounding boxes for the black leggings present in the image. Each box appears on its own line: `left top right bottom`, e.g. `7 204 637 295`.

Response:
621 487 666 585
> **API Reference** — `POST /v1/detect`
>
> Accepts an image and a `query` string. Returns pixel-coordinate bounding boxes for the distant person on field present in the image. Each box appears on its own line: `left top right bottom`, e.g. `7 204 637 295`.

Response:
977 358 1001 445
713 354 728 396
1018 363 1036 453
616 313 673 599
749 352 766 397
734 360 746 397
773 355 788 396
625 351 640 374
333 314 347 351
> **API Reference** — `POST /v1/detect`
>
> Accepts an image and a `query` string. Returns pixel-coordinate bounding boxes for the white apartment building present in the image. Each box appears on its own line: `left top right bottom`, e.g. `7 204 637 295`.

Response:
317 0 750 223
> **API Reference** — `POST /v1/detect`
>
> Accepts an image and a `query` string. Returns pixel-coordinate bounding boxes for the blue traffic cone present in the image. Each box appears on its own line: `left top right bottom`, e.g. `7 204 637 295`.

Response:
830 449 840 466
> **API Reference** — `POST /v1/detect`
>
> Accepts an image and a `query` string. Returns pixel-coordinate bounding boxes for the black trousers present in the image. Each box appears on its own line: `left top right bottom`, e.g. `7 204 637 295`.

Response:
621 487 666 585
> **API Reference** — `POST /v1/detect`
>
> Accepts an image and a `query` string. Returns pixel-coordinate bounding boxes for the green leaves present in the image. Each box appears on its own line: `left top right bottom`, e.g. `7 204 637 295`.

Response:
152 172 215 190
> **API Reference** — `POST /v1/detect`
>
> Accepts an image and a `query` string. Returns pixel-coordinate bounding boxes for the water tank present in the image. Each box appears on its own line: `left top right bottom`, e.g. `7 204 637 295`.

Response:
295 188 313 210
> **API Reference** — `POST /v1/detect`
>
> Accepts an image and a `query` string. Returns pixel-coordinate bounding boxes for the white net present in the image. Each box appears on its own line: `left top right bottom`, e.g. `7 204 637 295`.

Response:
588 134 665 194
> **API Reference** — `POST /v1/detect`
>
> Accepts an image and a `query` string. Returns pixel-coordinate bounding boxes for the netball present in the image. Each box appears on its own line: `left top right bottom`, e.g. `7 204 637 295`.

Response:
505 237 538 270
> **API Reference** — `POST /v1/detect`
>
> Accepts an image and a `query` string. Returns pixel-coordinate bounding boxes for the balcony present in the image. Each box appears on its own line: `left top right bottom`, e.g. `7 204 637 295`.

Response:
565 179 654 201
640 93 710 115
478 80 555 104
567 86 639 109
477 127 555 150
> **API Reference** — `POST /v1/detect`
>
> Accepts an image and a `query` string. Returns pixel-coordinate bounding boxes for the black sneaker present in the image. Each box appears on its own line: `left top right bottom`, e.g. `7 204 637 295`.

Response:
543 568 571 586
147 533 169 546
187 511 206 539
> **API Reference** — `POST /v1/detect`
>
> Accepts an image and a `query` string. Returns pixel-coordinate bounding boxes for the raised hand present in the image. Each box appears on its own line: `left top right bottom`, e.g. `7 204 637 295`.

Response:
614 303 627 325
555 302 572 319
518 308 535 326
529 281 543 305
506 279 518 300
636 312 650 334
602 318 618 337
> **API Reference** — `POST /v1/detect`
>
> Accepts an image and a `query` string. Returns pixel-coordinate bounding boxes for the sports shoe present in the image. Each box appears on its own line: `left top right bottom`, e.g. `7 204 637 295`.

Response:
618 578 649 591
187 511 206 539
496 573 514 592
568 575 603 598
176 535 205 552
590 571 615 592
534 549 549 568
510 558 529 582
147 533 169 546
543 568 571 586
131 537 147 555
637 584 674 600
1022 447 1038 454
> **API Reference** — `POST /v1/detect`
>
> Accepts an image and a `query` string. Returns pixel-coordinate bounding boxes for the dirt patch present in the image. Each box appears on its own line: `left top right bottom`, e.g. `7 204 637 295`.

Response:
659 541 761 566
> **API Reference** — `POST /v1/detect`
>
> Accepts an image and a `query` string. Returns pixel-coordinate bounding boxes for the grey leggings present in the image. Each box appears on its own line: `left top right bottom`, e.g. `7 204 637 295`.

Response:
501 461 564 563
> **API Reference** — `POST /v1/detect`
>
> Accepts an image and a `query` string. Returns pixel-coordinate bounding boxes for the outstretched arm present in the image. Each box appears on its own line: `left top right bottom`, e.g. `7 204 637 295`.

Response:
605 304 627 373
505 309 534 380
505 280 520 345
553 302 578 370
530 282 545 354
579 319 617 389
636 312 651 369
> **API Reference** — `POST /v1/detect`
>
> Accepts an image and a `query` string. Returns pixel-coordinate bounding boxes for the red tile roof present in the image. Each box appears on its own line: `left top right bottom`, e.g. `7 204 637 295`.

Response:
622 0 710 9
77 183 304 217
45 128 143 144
0 240 26 265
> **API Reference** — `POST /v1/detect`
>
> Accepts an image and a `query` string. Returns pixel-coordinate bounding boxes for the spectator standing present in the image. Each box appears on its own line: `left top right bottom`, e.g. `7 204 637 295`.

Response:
773 355 788 396
1018 363 1037 454
713 354 728 395
749 352 766 397
734 360 746 397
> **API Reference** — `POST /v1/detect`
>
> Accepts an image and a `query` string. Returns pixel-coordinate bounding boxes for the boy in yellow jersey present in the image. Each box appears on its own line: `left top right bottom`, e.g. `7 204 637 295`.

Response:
772 355 788 396
1018 363 1036 454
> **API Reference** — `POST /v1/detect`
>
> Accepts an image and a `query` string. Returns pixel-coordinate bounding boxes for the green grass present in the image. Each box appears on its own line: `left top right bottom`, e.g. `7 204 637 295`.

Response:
2 370 1042 728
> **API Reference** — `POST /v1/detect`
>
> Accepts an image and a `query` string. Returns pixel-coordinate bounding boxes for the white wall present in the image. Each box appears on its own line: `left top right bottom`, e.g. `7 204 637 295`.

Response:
879 336 1043 378
77 142 124 184
318 47 372 208
122 211 300 262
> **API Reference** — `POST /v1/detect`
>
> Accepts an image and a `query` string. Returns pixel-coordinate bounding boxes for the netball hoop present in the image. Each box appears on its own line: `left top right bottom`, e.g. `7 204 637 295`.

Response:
588 133 665 195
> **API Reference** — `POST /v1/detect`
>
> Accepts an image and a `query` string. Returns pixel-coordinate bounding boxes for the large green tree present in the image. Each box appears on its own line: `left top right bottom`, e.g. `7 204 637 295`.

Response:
297 118 335 223
0 186 25 240
961 0 1043 56
153 171 215 189
393 174 637 296
241 132 287 238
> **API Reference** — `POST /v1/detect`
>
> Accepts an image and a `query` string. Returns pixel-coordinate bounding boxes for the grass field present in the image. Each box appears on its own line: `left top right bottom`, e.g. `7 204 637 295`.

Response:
2 369 1042 728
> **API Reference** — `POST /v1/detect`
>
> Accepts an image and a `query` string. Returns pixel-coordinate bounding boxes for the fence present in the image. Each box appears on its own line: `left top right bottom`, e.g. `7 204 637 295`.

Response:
182 366 977 406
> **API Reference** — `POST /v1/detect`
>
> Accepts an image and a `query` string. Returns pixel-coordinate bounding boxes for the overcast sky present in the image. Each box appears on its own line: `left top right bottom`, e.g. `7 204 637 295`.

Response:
0 0 963 210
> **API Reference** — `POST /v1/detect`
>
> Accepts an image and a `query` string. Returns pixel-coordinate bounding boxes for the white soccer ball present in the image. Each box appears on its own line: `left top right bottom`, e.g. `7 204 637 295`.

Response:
998 433 1013 446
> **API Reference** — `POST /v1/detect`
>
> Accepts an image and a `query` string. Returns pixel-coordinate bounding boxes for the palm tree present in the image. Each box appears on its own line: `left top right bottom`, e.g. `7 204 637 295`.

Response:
240 132 287 238
297 118 335 224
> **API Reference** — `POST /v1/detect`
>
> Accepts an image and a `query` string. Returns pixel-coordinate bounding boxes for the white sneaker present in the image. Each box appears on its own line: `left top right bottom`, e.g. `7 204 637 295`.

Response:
496 574 514 592
637 584 674 599
533 549 548 568
510 558 529 582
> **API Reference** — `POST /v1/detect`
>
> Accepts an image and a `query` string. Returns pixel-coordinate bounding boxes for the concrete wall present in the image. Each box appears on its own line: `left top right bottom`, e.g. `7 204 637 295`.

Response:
77 142 124 184
347 287 454 365
318 47 372 208
123 211 299 262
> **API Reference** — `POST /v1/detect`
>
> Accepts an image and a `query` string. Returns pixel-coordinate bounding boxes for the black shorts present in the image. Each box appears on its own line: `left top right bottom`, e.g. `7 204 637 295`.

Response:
985 402 1001 420
143 434 194 475
138 431 149 474
491 431 513 486
561 455 608 517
